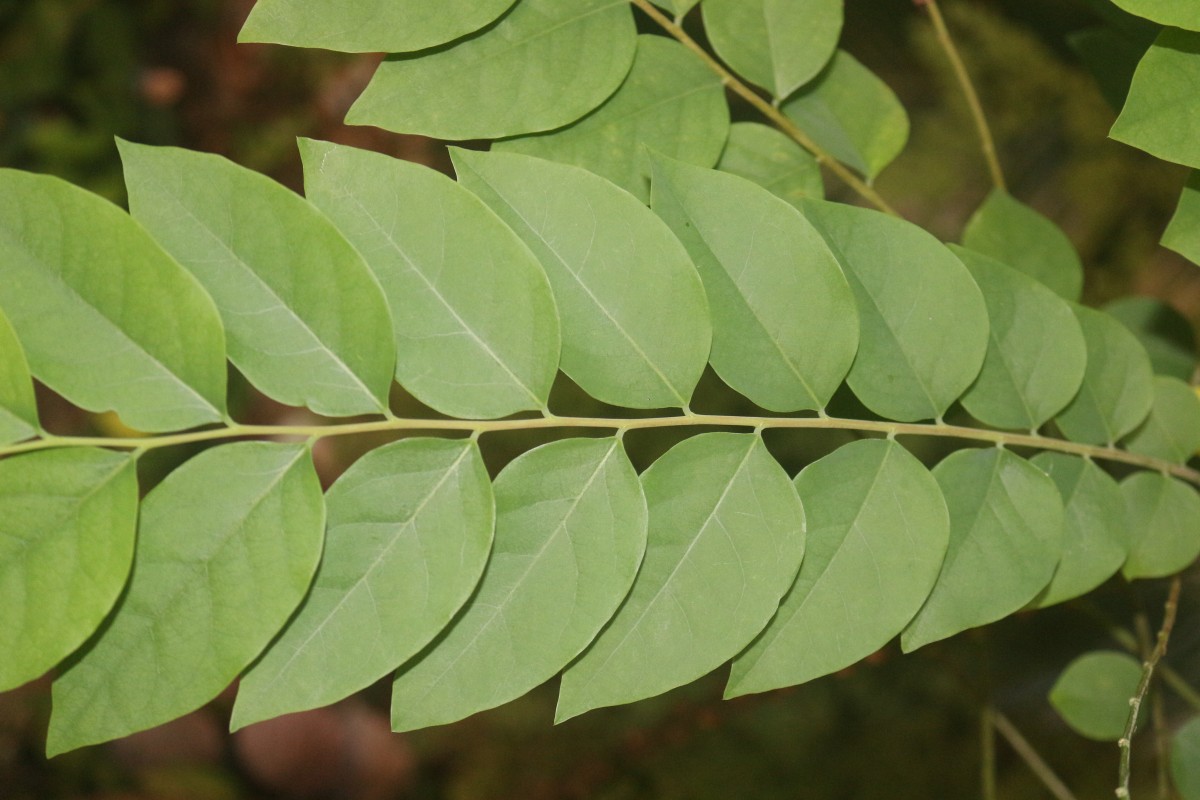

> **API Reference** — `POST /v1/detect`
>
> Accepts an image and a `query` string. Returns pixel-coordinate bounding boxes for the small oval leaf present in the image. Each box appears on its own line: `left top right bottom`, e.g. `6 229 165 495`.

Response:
1049 651 1144 741
1122 376 1200 463
1121 471 1200 580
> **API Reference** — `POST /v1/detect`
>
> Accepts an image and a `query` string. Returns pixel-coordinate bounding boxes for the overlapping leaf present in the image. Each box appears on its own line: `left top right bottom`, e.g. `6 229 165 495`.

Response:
119 140 394 418
451 149 711 409
1049 651 1144 740
0 169 227 432
300 139 560 419
716 122 824 208
347 0 637 140
1111 29 1200 169
0 307 38 445
1164 172 1200 267
1104 296 1198 381
47 443 324 755
1122 376 1200 463
233 439 494 729
651 157 858 412
1122 472 1200 579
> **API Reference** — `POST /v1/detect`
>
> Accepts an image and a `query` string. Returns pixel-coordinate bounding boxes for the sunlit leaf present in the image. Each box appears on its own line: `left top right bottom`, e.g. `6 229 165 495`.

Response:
0 307 38 445
716 122 824 208
1111 29 1200 169
1122 376 1200 463
1049 651 1143 741
1121 471 1200 579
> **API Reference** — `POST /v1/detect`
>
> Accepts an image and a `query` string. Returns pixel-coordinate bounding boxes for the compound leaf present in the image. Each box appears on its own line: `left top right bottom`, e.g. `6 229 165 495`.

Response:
1111 29 1200 169
1049 651 1144 740
716 122 824 209
1122 471 1200 579
1122 376 1200 463
0 307 38 445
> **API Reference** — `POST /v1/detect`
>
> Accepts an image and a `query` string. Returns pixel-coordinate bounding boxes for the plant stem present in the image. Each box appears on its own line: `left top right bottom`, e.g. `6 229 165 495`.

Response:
992 712 1079 800
1117 577 1183 800
1087 611 1200 714
981 704 997 800
919 0 1006 190
626 0 900 216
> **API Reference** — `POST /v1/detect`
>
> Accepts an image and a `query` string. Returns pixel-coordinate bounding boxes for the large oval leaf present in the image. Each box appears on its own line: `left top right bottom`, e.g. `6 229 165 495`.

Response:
1111 29 1200 169
0 169 227 432
232 439 494 730
495 35 730 203
650 157 858 412
1049 651 1144 741
557 433 805 722
801 200 988 422
391 437 647 731
902 448 1063 651
1054 304 1155 445
727 439 948 697
1122 376 1200 463
1121 471 1200 580
451 149 710 409
951 246 1087 431
716 122 824 209
47 442 325 756
0 449 137 692
119 140 394 418
0 306 38 445
1172 717 1200 800
300 139 560 419
239 0 517 53
1029 453 1129 607
346 0 637 140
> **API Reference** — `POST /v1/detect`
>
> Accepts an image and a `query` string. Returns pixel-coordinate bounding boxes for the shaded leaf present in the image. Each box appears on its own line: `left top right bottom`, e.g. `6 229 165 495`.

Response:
233 439 494 729
1111 29 1200 169
727 439 948 697
1104 295 1197 381
47 443 324 755
0 450 137 692
1069 26 1152 110
0 306 38 445
1049 651 1143 741
1164 172 1200 268
1121 471 1200 579
452 148 710 409
1109 0 1200 30
392 438 646 730
301 139 560 419
1122 376 1200 463
347 0 636 140
1172 716 1200 800
650 0 699 16
716 122 824 208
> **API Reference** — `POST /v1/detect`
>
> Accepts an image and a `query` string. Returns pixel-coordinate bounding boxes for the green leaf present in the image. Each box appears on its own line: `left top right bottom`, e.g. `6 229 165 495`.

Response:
1069 26 1152 110
802 200 988 422
1111 29 1200 168
118 140 394 418
716 122 824 208
781 50 909 180
727 439 948 697
650 158 858 412
557 433 805 722
1164 172 1200 267
1049 651 1143 741
961 189 1084 301
650 0 699 16
951 246 1087 431
702 0 841 99
346 0 637 140
239 0 517 53
1122 376 1200 463
1172 717 1200 800
1109 0 1200 30
451 149 710 409
1029 453 1129 608
300 139 560 419
1121 471 1200 579
1054 304 1155 445
0 169 227 432
0 306 38 445
901 448 1063 651
1104 296 1197 381
47 443 324 755
232 439 494 729
495 35 730 203
0 449 137 692
391 437 647 731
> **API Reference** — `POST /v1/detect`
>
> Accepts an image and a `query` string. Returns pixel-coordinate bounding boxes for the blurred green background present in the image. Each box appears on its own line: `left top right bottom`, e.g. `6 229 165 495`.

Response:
2 0 1199 798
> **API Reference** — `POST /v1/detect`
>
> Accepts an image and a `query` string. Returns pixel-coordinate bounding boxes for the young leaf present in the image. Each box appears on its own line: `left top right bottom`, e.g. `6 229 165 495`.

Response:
451 149 711 409
1121 472 1200 580
118 140 394 418
802 200 988 422
961 189 1084 301
951 246 1087 431
233 439 494 730
495 35 730 203
1111 29 1200 169
239 0 516 54
716 122 824 209
0 450 137 692
346 0 637 140
902 448 1064 651
727 439 949 698
1049 651 1144 741
1164 172 1200 267
0 169 227 432
391 438 647 731
1104 296 1197 381
1109 0 1200 31
782 51 909 180
557 433 805 722
300 139 560 419
651 157 857 412
1122 376 1200 463
702 0 841 100
1172 717 1200 800
0 307 38 445
1054 304 1155 445
47 443 324 756
1029 453 1129 608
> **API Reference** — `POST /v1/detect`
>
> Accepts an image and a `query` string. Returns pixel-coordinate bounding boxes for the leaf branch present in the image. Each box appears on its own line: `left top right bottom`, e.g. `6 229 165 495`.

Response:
993 712 1080 800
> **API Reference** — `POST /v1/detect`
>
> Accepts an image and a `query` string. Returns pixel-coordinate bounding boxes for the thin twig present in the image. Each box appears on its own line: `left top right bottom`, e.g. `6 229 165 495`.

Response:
1134 616 1174 800
918 0 1007 190
627 0 900 216
992 712 1080 800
